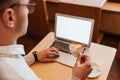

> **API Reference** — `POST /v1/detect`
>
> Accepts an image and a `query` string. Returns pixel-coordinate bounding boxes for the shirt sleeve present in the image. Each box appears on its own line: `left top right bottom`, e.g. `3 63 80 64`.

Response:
71 76 81 80
24 52 35 65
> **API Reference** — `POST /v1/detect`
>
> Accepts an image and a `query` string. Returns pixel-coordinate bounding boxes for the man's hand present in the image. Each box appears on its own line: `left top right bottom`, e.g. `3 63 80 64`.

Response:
72 54 92 80
37 47 59 62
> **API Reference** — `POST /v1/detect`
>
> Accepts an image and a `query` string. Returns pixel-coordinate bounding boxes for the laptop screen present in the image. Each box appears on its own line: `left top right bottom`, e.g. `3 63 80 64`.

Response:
55 13 94 46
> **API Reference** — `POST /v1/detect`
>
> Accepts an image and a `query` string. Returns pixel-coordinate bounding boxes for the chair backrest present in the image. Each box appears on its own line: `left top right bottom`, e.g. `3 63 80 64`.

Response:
58 2 102 43
28 0 49 37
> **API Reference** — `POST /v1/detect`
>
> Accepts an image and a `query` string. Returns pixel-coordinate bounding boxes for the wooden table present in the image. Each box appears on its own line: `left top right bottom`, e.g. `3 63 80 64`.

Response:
30 32 116 80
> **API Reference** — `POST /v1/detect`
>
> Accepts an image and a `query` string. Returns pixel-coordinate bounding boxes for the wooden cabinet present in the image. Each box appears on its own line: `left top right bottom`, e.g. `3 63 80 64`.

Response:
28 0 49 37
101 2 120 35
58 2 102 43
46 0 106 43
117 42 120 59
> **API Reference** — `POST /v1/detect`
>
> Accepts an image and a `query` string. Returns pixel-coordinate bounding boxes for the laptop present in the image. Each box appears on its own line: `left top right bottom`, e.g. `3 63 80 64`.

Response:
50 13 94 67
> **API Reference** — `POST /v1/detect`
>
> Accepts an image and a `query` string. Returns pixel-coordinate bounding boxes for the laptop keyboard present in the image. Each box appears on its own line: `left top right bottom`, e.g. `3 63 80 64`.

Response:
51 40 70 53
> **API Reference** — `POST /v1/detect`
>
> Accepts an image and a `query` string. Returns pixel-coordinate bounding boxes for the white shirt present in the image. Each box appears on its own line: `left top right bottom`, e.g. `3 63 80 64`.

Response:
0 44 80 80
0 45 41 80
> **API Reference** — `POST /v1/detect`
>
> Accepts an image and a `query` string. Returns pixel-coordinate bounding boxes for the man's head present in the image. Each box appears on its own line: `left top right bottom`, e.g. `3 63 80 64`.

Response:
0 0 36 45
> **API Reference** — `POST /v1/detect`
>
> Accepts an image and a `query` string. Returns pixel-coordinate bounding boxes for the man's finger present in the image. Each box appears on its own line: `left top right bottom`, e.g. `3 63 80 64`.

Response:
44 58 56 62
75 55 82 66
82 54 90 64
48 52 59 56
49 47 59 53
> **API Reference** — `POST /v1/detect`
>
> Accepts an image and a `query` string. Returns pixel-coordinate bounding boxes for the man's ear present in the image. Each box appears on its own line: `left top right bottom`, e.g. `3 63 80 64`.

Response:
2 8 15 28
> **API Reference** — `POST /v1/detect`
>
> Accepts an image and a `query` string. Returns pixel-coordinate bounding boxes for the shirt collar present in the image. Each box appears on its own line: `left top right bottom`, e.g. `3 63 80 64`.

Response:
0 44 25 55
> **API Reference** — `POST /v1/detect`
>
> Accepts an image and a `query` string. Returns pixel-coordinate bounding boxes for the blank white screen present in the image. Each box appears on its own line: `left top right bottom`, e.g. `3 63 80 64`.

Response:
56 15 93 45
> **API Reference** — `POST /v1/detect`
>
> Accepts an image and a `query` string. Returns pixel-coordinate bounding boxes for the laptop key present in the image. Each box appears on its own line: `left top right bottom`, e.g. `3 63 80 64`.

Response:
51 40 70 53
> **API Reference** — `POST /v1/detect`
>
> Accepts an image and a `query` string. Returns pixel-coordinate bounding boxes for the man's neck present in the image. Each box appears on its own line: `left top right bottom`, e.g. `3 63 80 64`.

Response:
0 37 17 46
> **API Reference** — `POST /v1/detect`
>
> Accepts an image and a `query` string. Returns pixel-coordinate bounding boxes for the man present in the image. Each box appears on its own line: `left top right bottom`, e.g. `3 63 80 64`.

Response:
0 0 92 80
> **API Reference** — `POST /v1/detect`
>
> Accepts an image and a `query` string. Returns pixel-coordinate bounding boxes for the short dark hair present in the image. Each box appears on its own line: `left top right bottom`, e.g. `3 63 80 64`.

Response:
0 0 19 12
0 0 9 4
0 0 10 9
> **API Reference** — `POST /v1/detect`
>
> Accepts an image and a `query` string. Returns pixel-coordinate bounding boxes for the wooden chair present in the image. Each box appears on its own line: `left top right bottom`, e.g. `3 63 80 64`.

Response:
58 2 103 43
117 42 120 60
28 0 49 37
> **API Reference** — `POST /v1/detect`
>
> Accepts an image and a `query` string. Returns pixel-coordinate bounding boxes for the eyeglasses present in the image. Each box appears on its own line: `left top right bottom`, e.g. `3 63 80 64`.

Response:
9 1 36 14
